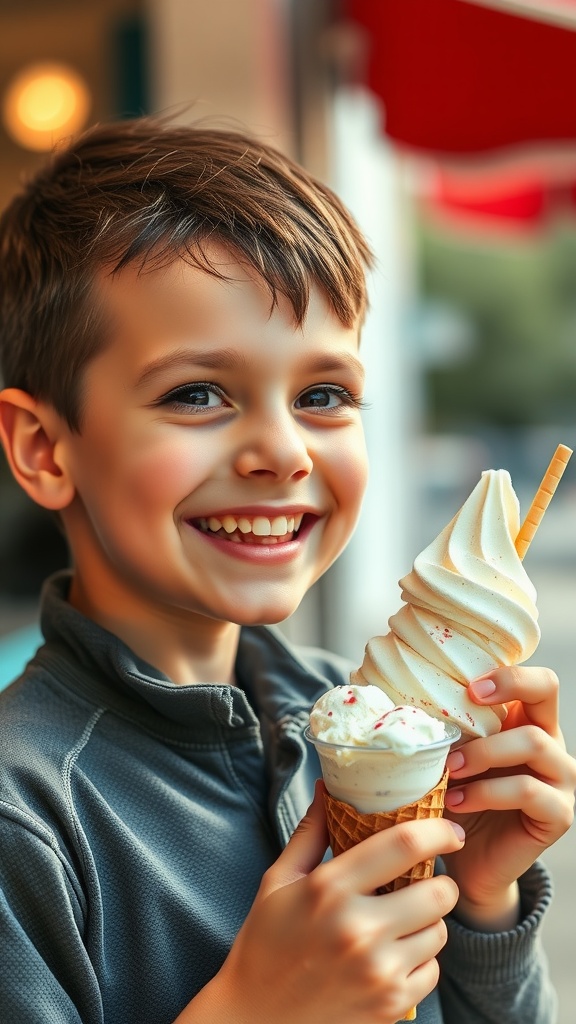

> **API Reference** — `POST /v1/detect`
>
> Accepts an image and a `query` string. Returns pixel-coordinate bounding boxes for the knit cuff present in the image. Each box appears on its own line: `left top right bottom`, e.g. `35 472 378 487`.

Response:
441 860 553 986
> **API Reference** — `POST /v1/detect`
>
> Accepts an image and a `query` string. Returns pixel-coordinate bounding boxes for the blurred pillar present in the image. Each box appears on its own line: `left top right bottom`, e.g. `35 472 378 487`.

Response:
320 85 417 664
145 0 294 154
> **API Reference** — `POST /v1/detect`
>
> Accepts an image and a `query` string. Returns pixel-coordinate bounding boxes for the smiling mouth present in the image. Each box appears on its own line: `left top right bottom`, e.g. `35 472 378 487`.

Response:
192 512 308 545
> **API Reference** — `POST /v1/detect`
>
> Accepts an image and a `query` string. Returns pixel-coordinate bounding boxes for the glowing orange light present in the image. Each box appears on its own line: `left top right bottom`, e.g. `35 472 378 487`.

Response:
3 62 91 151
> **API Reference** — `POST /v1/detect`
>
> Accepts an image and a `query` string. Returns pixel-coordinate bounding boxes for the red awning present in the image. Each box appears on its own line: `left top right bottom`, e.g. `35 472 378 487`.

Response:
342 0 576 229
343 0 576 155
420 164 574 234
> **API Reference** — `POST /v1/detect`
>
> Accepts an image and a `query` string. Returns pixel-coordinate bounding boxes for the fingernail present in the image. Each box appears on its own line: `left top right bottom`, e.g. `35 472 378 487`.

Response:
446 750 465 771
448 820 466 841
469 678 496 700
445 788 465 807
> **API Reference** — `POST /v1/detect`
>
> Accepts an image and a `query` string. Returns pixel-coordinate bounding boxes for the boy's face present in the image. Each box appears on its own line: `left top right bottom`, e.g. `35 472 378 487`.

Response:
60 247 368 630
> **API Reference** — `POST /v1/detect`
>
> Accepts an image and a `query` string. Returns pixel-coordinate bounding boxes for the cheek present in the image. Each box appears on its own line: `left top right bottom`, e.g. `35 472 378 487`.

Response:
74 428 211 513
124 448 196 505
328 432 369 514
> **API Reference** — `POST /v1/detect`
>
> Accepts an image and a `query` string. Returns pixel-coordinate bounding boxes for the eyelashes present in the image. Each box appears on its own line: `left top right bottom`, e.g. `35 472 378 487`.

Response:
154 381 368 414
154 382 228 412
295 384 368 412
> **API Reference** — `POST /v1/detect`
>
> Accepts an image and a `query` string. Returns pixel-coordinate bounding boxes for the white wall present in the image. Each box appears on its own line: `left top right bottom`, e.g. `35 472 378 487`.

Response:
318 86 417 663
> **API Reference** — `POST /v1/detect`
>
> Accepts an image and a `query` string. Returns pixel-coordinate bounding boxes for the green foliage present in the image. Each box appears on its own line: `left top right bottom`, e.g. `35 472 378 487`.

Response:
417 218 576 428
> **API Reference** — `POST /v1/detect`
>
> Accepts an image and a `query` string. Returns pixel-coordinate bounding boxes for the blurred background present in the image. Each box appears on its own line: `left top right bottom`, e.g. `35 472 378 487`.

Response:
0 0 575 1016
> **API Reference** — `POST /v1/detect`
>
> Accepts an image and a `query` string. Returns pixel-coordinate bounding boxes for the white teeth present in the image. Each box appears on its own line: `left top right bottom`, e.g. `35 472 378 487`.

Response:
252 516 271 536
199 512 306 538
271 515 288 536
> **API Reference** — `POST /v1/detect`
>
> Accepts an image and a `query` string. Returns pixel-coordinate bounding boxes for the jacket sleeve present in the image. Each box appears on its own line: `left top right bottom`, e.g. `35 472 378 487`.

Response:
438 860 557 1024
0 807 103 1024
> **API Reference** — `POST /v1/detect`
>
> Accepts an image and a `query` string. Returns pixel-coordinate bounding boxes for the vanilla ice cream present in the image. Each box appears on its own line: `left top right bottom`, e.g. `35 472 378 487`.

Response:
352 470 540 738
307 684 458 812
309 684 447 752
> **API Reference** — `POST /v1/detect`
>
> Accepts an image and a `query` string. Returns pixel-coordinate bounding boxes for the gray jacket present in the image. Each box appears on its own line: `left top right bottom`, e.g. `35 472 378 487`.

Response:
0 573 556 1023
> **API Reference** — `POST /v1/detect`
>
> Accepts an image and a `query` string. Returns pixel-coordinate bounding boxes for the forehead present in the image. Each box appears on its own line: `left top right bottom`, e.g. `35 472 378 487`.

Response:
100 250 275 332
91 249 363 381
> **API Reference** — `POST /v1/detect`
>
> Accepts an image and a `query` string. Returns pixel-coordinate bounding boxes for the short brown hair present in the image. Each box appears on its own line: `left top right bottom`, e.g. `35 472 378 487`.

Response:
0 116 372 431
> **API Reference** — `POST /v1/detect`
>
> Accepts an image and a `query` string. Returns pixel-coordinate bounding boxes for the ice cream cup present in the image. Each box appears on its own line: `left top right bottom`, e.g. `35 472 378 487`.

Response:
304 720 460 813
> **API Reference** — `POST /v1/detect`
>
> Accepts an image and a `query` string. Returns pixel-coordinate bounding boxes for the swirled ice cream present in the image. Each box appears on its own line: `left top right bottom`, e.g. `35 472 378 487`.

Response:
352 470 540 738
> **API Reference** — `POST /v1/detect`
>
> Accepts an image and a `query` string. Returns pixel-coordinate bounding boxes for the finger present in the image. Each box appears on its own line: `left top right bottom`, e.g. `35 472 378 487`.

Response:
446 726 576 788
369 941 442 1024
468 665 561 737
378 915 446 1010
375 891 452 1018
445 774 575 842
378 873 459 939
263 780 329 894
402 956 442 1014
326 817 465 896
397 915 448 975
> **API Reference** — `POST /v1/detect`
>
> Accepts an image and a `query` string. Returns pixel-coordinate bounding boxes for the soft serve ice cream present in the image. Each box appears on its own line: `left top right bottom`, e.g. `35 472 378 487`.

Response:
352 470 541 738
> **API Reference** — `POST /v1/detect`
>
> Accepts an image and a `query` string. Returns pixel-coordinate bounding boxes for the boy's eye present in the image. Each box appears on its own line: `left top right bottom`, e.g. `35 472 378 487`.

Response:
157 382 228 411
295 384 364 411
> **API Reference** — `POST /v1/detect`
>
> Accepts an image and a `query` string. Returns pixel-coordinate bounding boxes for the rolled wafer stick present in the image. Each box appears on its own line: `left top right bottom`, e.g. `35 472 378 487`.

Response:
515 444 572 560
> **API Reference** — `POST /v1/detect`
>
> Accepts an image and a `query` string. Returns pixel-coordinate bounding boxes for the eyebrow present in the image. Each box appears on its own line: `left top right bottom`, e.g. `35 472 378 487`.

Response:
301 353 365 378
134 347 365 390
134 348 250 389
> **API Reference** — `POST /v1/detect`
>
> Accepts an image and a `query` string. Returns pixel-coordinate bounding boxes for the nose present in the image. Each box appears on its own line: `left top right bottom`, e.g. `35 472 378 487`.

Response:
233 411 313 482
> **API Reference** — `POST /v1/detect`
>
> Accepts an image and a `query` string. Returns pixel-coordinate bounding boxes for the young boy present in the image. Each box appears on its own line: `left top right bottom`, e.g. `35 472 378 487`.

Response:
0 117 574 1024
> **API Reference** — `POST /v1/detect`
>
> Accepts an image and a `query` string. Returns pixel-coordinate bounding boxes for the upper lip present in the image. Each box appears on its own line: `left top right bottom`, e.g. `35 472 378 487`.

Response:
187 504 320 520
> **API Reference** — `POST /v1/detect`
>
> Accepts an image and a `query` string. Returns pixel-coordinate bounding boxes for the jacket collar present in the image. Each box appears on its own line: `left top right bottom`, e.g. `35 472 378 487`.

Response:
35 572 339 744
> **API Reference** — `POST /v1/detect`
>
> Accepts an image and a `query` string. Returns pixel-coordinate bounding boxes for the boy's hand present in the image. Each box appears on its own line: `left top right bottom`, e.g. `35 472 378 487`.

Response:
442 665 576 931
180 781 464 1024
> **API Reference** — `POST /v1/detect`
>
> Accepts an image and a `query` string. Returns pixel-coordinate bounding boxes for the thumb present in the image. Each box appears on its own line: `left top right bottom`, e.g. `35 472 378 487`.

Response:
262 780 329 895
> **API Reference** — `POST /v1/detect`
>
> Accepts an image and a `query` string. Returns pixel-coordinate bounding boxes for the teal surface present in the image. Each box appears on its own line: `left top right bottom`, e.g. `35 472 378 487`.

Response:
0 624 42 691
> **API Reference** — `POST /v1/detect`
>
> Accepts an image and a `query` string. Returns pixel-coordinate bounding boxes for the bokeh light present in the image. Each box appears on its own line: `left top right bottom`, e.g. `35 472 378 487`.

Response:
2 62 90 151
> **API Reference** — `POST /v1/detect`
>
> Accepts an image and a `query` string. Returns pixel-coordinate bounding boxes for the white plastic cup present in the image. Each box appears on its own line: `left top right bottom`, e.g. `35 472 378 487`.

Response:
305 720 461 813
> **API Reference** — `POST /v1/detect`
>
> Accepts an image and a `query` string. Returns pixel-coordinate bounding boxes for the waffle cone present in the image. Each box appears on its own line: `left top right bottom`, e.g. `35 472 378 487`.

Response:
324 769 449 890
323 770 449 1023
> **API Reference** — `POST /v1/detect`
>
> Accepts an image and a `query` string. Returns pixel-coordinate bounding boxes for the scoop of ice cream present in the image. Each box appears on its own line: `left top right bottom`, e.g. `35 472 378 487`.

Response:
352 469 540 738
309 684 447 753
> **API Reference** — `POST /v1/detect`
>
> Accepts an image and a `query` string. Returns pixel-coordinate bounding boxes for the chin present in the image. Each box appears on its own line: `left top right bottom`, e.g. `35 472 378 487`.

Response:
229 596 305 628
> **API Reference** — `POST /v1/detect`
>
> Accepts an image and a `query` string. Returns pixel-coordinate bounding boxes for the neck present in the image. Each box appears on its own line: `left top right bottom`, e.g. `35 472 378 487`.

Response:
68 571 241 686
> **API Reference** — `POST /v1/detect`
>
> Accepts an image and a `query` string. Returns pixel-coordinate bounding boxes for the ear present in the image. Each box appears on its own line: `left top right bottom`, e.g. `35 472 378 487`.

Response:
0 388 76 510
